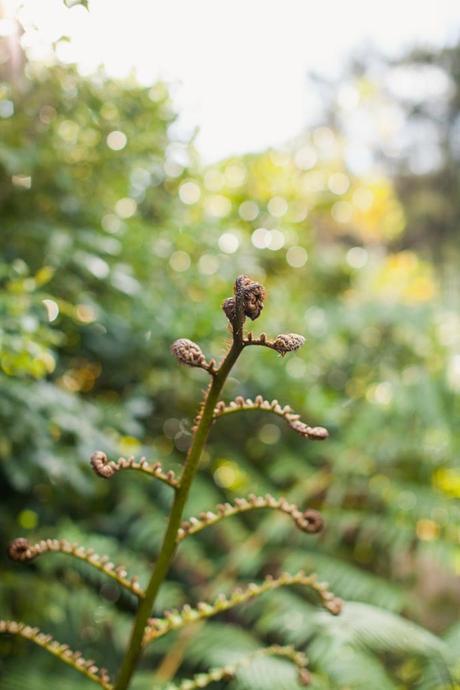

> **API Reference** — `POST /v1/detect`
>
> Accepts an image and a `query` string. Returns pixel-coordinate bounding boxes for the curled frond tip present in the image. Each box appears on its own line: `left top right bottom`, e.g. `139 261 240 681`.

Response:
90 451 178 487
223 275 266 323
7 536 144 598
177 494 324 542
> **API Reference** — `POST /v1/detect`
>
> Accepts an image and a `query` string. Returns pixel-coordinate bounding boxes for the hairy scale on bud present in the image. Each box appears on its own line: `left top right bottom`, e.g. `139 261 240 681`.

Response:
213 395 329 441
0 620 113 689
222 275 266 323
7 537 144 598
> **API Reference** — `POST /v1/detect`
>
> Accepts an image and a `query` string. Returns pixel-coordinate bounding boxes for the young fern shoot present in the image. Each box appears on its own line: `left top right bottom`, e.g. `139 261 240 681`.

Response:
3 275 342 690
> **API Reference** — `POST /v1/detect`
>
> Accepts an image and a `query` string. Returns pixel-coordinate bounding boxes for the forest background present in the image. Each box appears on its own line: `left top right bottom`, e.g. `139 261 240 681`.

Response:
1 2 460 688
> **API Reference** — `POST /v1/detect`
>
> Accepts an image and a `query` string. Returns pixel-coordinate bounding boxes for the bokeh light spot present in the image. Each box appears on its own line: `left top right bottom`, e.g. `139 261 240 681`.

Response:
18 509 38 530
218 232 240 254
267 229 285 251
0 100 14 118
213 460 246 490
205 194 231 218
286 246 308 267
328 172 350 195
169 250 191 272
198 254 220 275
416 519 439 541
294 145 317 170
267 195 288 218
101 214 123 234
76 304 96 323
204 169 224 191
239 200 259 221
251 227 271 249
225 163 246 187
42 299 59 322
331 201 353 223
179 181 201 205
346 246 368 268
12 175 32 189
106 130 127 151
259 423 281 444
115 197 137 218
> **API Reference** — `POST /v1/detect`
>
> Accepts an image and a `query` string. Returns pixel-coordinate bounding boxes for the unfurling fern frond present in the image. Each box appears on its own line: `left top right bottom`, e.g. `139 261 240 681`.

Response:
177 495 323 542
213 396 328 440
165 645 311 689
8 537 144 598
144 572 341 645
0 620 112 689
3 274 340 690
90 451 178 488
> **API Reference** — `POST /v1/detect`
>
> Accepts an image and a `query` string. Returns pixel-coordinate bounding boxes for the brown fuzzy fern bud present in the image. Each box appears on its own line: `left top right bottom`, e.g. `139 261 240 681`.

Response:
272 333 305 355
8 537 34 562
171 338 208 368
223 275 266 323
222 297 236 321
301 509 324 534
241 275 265 320
91 450 117 478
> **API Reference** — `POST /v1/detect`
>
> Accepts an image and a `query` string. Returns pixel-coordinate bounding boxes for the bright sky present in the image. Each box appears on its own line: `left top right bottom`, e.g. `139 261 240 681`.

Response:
11 0 460 161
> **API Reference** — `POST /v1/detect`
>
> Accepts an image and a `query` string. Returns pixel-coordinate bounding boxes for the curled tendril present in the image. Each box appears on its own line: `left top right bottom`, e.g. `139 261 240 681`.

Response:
143 571 342 645
165 644 311 689
8 537 144 598
90 451 178 488
213 395 328 440
0 620 112 689
177 494 323 542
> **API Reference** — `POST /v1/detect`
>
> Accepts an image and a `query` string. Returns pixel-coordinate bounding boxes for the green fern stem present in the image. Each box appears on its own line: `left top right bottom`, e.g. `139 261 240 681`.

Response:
114 282 246 690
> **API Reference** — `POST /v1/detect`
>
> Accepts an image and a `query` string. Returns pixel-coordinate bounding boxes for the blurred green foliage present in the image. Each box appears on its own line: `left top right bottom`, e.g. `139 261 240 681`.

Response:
0 36 459 690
